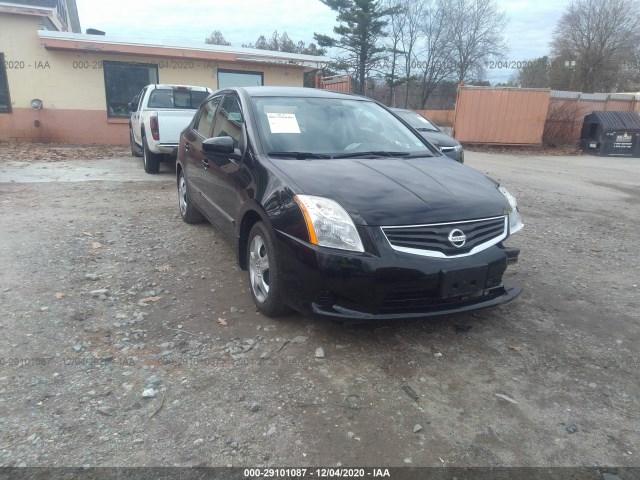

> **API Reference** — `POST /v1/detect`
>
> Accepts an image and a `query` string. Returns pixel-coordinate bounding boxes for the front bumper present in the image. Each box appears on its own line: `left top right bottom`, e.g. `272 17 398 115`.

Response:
275 227 520 320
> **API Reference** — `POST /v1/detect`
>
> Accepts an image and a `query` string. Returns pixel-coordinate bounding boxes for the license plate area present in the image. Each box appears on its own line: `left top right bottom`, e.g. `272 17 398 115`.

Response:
440 266 488 298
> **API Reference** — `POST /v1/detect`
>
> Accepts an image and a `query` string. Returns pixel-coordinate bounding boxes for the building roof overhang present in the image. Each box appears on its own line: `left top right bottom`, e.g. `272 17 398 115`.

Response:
37 31 330 70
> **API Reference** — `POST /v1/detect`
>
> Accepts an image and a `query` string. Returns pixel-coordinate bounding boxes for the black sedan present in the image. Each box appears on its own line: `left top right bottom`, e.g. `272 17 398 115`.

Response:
176 87 523 320
392 108 464 163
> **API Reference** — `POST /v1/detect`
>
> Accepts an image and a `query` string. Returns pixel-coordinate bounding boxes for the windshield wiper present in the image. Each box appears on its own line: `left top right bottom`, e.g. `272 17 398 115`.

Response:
415 127 438 132
269 150 433 160
331 151 412 159
268 151 332 159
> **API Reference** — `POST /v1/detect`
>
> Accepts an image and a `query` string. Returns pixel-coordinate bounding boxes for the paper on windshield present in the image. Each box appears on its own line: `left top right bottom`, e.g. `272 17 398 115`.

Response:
266 113 301 134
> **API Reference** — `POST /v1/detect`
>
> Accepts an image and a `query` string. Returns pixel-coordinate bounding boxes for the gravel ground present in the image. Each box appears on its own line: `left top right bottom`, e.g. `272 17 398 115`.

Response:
0 147 638 468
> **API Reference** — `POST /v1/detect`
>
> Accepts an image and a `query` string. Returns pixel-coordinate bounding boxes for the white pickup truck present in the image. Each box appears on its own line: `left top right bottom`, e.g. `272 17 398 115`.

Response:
129 84 212 173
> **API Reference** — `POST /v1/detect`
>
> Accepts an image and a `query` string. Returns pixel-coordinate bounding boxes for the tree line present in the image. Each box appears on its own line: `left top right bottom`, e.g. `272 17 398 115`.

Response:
515 0 640 93
204 0 640 106
204 0 507 108
205 30 326 56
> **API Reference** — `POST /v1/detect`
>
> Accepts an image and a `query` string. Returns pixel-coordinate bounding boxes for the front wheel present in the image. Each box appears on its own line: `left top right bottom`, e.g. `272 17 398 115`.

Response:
247 222 289 317
143 135 161 174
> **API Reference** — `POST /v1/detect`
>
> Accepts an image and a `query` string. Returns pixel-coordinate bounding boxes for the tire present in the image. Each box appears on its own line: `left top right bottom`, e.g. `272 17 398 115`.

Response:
130 129 142 157
142 134 161 174
178 170 205 224
247 221 289 317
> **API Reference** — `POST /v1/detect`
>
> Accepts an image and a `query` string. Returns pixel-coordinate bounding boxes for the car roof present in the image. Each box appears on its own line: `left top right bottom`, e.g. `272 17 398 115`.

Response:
234 86 370 101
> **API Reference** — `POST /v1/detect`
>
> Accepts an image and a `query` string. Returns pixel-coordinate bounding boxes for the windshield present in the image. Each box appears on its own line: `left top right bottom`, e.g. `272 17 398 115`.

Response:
394 110 439 132
252 97 433 157
148 89 209 109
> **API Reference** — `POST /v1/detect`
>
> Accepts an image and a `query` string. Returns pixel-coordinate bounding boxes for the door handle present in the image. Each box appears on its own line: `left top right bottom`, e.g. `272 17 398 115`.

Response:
185 142 190 151
202 159 209 169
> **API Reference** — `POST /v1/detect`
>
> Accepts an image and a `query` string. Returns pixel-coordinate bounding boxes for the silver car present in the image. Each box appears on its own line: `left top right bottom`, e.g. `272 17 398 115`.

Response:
392 108 464 163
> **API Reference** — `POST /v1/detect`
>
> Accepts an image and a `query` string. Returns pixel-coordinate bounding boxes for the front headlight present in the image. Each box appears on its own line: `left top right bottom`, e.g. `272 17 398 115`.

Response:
453 144 463 152
295 195 365 252
498 186 524 234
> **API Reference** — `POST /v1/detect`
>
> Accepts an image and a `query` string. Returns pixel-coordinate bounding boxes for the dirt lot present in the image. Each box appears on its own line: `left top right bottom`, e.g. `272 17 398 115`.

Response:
0 145 638 468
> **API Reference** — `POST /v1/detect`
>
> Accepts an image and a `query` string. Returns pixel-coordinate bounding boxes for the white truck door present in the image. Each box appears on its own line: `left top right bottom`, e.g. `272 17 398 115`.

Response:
132 87 147 144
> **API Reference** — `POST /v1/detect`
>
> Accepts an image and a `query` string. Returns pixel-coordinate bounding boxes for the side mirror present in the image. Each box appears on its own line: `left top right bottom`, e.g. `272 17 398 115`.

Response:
128 96 140 112
203 136 234 154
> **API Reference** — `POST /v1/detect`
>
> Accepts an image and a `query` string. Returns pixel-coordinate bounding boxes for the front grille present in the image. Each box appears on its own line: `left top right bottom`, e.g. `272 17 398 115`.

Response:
381 216 507 257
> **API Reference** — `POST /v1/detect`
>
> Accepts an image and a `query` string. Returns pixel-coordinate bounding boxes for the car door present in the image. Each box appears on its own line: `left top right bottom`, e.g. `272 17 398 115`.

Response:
199 94 247 240
183 95 222 215
132 87 147 144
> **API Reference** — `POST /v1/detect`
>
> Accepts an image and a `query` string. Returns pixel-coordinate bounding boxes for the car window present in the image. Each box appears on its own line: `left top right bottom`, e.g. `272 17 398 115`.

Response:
148 88 210 109
252 97 431 156
395 110 439 131
148 89 174 108
136 88 146 110
212 95 244 150
196 97 221 138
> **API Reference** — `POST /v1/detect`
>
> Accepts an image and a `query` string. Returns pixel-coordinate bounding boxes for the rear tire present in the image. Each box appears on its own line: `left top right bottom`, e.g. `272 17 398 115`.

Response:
178 171 205 224
130 129 142 157
143 134 161 174
247 222 289 317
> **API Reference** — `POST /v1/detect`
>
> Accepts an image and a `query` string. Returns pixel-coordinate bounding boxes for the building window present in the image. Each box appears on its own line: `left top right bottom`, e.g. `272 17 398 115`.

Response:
0 53 12 114
218 69 263 89
103 61 158 118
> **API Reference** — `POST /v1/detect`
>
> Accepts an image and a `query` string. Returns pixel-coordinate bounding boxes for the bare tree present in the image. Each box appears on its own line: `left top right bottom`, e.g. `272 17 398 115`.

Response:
415 0 457 108
551 0 640 92
370 0 508 107
445 0 508 83
383 0 406 107
397 0 425 107
631 43 640 89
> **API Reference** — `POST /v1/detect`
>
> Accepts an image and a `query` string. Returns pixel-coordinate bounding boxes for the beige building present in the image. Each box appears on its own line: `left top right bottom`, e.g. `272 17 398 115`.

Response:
0 1 328 144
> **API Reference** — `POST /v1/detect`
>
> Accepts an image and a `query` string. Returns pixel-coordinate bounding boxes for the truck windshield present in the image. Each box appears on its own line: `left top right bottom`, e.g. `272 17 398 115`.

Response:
148 89 209 109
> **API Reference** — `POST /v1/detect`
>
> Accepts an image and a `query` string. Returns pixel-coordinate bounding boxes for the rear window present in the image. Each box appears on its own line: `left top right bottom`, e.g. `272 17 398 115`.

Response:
147 89 209 109
395 110 439 131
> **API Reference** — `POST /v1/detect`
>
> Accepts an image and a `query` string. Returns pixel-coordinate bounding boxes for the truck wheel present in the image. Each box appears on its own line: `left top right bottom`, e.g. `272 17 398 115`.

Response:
143 134 161 174
178 171 204 224
130 129 142 157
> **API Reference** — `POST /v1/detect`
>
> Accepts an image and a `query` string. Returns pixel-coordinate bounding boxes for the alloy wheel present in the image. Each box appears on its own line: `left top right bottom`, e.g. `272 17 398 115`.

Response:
179 174 188 216
249 234 270 303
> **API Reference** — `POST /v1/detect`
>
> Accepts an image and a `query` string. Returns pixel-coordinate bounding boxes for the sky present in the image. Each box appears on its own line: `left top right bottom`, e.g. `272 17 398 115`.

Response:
74 0 570 84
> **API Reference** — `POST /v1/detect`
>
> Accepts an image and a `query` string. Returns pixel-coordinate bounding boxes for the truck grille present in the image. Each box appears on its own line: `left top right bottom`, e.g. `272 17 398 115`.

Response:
381 216 507 257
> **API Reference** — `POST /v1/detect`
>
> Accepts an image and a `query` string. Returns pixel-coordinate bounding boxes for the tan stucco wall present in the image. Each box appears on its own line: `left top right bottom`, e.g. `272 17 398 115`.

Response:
0 12 305 143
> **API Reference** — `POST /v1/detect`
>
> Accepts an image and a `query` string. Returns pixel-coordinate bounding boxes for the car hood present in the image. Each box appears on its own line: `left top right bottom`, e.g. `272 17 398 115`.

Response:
271 156 510 226
417 130 460 148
